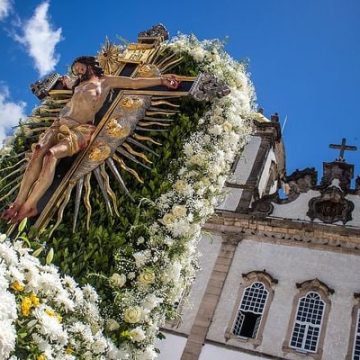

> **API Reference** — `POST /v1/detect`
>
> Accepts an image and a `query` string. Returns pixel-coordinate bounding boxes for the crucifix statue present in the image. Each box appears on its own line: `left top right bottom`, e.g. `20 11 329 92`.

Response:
2 56 180 223
1 24 230 235
329 138 357 162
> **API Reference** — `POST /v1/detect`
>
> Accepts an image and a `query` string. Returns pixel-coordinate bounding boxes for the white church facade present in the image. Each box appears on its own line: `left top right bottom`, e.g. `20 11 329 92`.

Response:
157 112 360 360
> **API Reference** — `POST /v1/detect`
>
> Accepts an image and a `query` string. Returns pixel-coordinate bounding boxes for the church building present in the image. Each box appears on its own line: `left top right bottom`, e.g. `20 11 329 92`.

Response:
157 112 360 360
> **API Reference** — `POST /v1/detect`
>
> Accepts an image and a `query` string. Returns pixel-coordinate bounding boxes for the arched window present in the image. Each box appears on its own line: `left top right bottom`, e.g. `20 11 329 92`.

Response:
346 293 360 360
283 278 333 359
232 282 269 339
290 291 325 353
352 310 360 359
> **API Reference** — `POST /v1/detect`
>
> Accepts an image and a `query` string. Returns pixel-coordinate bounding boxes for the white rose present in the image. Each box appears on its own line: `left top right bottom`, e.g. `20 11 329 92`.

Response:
124 306 143 324
162 213 175 225
106 319 120 331
172 205 187 218
109 273 126 288
129 327 146 342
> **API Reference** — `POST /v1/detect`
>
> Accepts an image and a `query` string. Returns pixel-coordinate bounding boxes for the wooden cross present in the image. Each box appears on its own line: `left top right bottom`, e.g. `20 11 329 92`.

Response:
30 25 229 233
329 138 357 162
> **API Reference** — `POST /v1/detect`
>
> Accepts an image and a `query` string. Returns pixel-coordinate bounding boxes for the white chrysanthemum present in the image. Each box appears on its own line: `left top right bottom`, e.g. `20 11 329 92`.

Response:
0 320 16 359
0 242 18 265
82 284 99 303
0 292 17 321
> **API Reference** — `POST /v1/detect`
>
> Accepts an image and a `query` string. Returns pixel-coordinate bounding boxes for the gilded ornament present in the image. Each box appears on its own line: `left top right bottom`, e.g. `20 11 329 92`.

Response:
120 96 142 110
97 38 122 75
136 64 161 78
106 118 131 138
88 142 112 162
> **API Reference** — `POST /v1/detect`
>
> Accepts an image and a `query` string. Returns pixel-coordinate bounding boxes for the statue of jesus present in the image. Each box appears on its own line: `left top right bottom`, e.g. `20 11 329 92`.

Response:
2 56 180 223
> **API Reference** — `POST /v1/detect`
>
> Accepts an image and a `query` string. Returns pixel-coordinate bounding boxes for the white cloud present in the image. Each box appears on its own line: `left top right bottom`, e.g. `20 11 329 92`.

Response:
15 1 62 76
0 0 11 20
0 85 26 145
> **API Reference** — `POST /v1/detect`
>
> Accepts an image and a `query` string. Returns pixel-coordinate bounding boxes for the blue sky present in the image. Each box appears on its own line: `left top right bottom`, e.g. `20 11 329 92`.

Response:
0 0 359 181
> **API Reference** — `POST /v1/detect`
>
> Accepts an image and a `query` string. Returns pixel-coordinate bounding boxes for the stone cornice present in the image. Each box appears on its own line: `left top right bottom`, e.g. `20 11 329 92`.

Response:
205 211 360 253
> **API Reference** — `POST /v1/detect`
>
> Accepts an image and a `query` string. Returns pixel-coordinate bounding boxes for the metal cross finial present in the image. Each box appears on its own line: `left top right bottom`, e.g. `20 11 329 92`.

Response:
329 138 357 162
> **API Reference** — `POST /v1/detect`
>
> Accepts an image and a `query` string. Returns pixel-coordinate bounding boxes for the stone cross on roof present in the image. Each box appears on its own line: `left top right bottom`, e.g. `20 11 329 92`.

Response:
329 138 357 162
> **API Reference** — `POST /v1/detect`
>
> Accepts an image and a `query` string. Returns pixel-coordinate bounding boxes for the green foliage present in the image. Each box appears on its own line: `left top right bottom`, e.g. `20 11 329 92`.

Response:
0 53 208 334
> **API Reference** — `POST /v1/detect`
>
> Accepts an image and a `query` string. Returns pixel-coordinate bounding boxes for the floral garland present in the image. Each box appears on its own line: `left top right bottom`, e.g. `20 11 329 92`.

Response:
0 34 256 359
103 35 255 357
0 227 128 360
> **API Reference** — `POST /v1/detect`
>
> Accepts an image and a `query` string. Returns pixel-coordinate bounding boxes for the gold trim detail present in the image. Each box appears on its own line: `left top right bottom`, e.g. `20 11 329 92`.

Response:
88 142 112 162
106 118 131 138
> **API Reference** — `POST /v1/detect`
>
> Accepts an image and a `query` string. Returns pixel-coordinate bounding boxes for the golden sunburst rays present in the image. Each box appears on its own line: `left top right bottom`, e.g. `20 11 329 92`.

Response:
48 181 76 238
68 98 179 232
97 38 123 75
150 49 184 74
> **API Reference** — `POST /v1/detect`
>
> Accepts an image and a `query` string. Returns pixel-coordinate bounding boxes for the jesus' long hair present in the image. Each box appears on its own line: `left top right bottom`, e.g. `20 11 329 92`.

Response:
71 56 104 89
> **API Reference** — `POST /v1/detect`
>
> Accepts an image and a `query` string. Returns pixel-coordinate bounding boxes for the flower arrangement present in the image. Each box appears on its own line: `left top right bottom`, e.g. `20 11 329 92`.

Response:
0 226 129 359
102 34 255 356
0 33 256 359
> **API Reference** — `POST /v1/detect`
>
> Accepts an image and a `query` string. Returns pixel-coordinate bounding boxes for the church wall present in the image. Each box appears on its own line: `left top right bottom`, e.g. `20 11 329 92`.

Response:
199 343 263 360
258 148 276 198
229 135 261 185
206 238 360 360
271 190 320 220
156 332 188 360
216 187 243 211
165 233 222 335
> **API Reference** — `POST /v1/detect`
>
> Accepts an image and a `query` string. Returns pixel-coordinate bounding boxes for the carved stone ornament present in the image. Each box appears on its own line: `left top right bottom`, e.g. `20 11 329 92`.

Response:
320 161 354 192
250 193 278 216
189 72 231 102
285 167 317 201
296 278 334 296
138 24 169 41
307 186 354 224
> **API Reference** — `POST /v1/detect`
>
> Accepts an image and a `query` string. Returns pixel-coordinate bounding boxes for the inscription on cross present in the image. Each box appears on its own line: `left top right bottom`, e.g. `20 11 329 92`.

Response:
329 138 357 162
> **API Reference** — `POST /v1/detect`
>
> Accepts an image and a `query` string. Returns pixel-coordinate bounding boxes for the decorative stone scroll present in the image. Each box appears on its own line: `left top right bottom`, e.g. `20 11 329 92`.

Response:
307 186 354 224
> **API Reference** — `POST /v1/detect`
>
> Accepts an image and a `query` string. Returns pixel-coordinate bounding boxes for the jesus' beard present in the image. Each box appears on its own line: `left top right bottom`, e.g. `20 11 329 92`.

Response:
72 66 96 90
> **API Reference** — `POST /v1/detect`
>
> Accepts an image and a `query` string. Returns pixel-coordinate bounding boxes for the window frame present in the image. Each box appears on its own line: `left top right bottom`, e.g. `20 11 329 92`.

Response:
225 271 278 347
282 279 333 359
346 293 360 360
289 291 326 353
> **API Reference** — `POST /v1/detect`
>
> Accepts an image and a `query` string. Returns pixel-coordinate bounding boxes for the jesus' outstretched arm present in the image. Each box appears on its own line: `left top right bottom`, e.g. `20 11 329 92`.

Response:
104 74 180 90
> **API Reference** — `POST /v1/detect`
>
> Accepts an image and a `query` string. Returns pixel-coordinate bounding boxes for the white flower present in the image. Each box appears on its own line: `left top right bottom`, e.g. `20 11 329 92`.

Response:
82 284 99 303
91 336 107 354
208 124 223 135
136 345 157 360
106 319 120 331
172 205 187 218
142 294 163 311
109 273 127 288
133 250 151 268
0 242 18 265
129 327 146 342
162 261 182 284
124 306 144 324
0 320 16 359
0 292 17 321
